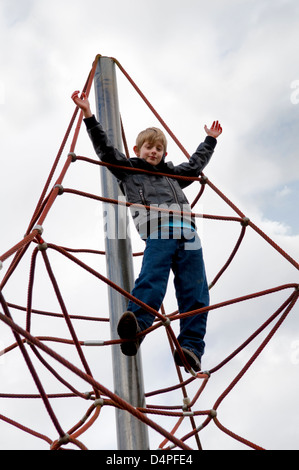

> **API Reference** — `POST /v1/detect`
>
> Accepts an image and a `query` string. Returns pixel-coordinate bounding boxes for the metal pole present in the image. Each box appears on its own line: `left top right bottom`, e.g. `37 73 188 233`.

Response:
94 57 149 450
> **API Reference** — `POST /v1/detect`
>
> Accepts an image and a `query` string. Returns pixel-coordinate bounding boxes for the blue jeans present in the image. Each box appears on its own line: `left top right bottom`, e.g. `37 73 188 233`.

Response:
127 228 209 359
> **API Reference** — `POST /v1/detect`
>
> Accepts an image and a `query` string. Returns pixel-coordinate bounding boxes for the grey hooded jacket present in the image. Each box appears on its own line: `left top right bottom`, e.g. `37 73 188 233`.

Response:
84 116 217 239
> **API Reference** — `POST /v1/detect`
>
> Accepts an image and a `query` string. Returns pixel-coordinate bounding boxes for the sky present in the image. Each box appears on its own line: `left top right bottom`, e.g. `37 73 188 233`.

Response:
0 0 298 451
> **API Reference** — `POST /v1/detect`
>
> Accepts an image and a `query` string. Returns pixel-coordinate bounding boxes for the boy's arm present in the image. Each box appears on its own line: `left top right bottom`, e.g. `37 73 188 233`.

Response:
71 91 129 172
172 121 222 181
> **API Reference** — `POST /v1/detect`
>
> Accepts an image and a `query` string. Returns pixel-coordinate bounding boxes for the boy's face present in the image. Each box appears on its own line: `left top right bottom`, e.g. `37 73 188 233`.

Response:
133 140 166 166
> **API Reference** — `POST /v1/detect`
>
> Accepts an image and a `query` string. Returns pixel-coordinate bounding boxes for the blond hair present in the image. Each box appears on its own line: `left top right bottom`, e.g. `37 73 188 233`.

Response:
135 127 167 152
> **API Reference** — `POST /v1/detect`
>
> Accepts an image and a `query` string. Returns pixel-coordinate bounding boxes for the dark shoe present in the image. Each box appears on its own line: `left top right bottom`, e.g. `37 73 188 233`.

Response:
173 347 201 372
117 311 141 356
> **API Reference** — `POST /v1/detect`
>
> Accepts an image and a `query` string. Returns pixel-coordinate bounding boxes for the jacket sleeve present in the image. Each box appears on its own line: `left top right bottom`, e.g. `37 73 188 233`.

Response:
84 115 131 178
171 136 217 186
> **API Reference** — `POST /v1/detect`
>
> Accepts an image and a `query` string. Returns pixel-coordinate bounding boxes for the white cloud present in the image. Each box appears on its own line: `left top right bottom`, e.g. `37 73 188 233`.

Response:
276 185 292 198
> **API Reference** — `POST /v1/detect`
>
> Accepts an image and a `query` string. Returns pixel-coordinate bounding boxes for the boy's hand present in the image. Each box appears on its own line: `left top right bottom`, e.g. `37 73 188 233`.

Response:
71 91 93 118
204 121 222 138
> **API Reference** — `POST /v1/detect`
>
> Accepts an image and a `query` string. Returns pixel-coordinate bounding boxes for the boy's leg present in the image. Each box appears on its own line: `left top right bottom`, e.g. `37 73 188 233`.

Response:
172 231 209 362
126 235 177 332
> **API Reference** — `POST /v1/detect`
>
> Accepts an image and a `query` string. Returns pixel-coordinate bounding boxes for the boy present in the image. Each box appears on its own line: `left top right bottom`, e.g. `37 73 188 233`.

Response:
71 90 222 372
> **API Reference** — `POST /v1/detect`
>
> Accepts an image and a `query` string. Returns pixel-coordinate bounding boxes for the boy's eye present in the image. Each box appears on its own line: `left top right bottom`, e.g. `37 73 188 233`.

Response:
144 144 163 152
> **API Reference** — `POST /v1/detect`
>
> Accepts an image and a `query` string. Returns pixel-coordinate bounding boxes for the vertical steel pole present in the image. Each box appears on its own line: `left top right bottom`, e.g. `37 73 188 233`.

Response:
94 57 149 450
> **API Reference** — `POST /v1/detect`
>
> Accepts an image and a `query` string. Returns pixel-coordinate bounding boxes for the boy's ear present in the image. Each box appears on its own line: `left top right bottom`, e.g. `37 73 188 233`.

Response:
133 145 140 157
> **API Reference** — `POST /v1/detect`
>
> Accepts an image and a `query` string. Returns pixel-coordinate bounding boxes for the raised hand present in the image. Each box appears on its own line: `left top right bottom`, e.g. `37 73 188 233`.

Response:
204 121 222 138
71 91 93 118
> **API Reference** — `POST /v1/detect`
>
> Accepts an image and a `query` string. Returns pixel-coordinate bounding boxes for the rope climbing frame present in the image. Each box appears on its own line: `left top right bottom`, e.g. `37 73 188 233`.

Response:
0 55 298 450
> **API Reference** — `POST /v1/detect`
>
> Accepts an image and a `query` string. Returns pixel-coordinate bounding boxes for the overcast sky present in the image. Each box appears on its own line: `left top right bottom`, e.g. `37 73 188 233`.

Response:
0 0 298 451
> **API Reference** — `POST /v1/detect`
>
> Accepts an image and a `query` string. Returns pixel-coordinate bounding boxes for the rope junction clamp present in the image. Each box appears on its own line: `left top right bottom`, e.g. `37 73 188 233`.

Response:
84 340 105 346
162 318 171 327
32 225 43 235
241 216 250 226
79 399 104 425
0 260 3 270
195 423 204 432
183 397 191 406
94 398 105 407
68 152 77 162
58 433 70 445
183 411 194 417
38 242 48 251
54 184 64 195
201 370 211 377
210 409 217 418
182 397 191 411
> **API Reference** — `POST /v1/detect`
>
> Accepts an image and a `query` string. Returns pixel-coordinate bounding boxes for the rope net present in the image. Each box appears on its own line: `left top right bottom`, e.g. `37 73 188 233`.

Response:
0 55 298 450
